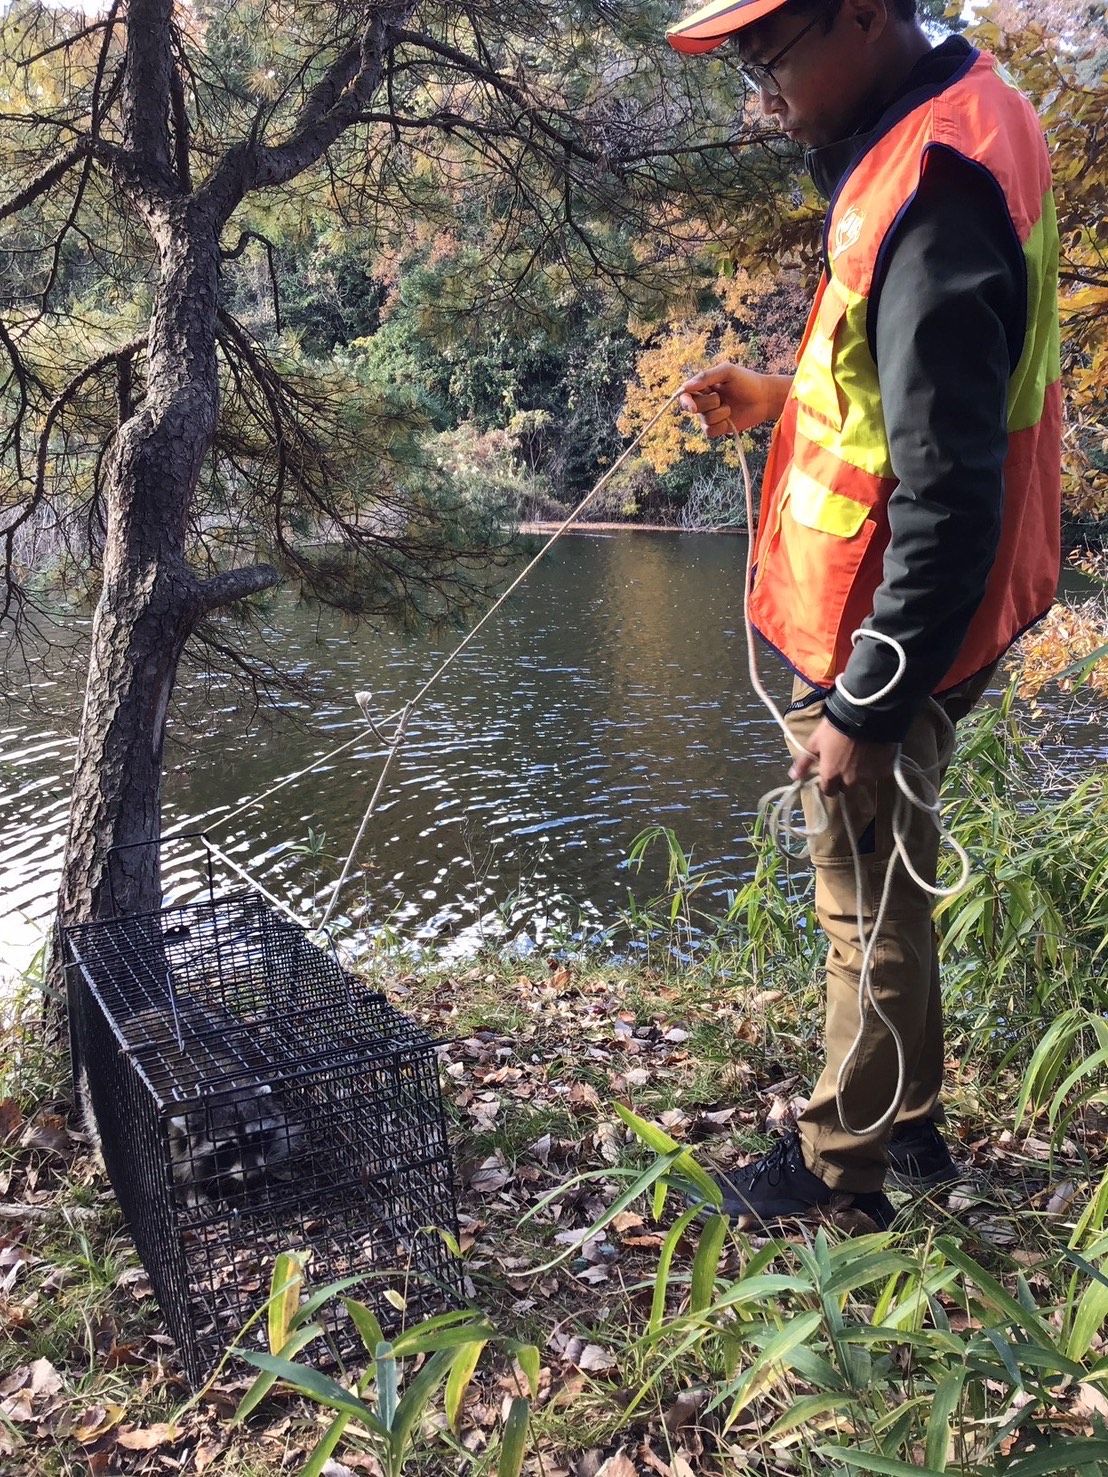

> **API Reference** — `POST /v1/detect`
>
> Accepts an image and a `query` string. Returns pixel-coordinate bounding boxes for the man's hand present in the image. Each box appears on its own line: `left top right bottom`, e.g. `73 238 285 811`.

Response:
678 362 792 436
790 718 897 795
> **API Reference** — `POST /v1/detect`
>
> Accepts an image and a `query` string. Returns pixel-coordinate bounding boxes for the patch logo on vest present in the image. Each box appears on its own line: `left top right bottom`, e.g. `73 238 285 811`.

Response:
830 205 865 260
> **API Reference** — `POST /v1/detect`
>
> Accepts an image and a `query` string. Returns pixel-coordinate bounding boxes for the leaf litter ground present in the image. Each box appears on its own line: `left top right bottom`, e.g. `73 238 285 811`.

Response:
1 957 1104 1476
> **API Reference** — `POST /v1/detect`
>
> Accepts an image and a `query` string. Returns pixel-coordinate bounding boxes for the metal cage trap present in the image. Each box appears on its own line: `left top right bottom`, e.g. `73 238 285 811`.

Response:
63 836 463 1385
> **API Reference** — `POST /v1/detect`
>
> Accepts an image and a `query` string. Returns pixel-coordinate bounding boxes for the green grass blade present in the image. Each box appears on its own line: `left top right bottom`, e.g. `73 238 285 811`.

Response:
528 1148 691 1274
689 1214 728 1314
391 1321 495 1356
345 1298 385 1356
822 1249 913 1298
935 1238 1053 1341
375 1340 398 1431
649 1206 700 1336
388 1346 458 1470
445 1339 486 1432
1067 1276 1108 1362
234 1324 323 1423
300 1414 351 1477
513 1343 541 1399
238 1352 389 1439
613 1102 722 1206
709 1309 822 1426
497 1395 530 1477
924 1369 965 1472
766 1393 856 1438
985 1326 1025 1388
389 1307 481 1354
1003 1440 1108 1476
295 1273 380 1326
817 1447 947 1476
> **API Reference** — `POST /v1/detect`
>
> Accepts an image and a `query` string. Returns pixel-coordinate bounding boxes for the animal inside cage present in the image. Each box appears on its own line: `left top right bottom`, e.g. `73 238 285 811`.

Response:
64 854 462 1385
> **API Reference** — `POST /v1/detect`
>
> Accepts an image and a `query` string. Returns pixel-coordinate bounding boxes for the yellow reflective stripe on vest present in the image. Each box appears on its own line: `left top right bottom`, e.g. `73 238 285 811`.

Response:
794 281 895 480
786 464 870 537
1009 186 1062 432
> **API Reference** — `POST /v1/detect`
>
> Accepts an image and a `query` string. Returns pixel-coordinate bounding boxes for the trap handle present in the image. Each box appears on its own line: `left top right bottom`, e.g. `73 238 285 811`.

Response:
105 832 218 918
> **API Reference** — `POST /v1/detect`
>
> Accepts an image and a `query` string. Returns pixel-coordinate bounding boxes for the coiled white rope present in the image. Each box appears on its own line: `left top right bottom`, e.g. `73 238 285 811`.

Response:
732 427 971 1138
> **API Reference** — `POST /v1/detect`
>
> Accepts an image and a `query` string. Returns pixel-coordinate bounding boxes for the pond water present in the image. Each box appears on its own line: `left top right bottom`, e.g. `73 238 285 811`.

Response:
1 533 1102 977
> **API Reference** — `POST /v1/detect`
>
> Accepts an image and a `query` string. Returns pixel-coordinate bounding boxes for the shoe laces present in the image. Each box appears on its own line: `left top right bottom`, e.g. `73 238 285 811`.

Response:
748 1132 802 1188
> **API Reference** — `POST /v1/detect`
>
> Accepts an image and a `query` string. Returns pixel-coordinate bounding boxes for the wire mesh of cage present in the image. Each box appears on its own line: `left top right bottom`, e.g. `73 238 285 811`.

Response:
64 887 463 1385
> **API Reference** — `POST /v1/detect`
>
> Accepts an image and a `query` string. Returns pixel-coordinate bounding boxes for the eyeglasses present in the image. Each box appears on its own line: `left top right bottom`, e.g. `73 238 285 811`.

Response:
732 10 830 97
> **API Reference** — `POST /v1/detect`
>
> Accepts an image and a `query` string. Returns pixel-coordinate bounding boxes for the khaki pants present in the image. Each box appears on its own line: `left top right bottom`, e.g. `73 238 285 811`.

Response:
783 667 995 1192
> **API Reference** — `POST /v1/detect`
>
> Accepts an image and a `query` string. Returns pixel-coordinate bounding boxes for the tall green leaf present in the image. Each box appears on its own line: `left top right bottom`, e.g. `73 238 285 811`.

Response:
445 1339 486 1432
648 1206 700 1335
345 1298 385 1356
268 1251 305 1355
497 1395 530 1477
613 1102 722 1206
238 1352 389 1439
924 1369 966 1471
387 1346 459 1474
689 1214 728 1314
301 1414 351 1477
234 1324 323 1423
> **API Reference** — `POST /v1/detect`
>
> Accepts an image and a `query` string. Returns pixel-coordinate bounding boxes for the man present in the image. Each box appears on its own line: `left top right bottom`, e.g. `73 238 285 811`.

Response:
669 0 1061 1228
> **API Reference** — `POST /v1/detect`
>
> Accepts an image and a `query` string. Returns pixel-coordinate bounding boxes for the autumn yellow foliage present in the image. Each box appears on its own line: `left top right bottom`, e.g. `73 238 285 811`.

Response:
616 322 748 474
1009 598 1108 700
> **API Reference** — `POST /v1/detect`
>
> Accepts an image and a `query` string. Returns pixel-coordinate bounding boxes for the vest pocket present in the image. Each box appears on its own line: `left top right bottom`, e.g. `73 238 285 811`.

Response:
784 464 870 538
750 464 877 682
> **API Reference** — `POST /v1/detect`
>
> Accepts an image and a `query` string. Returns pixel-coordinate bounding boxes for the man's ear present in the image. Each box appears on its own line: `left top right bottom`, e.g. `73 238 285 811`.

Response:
844 0 890 39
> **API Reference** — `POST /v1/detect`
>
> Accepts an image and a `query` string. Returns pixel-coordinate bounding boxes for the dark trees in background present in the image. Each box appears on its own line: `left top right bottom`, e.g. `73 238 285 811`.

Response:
0 0 779 960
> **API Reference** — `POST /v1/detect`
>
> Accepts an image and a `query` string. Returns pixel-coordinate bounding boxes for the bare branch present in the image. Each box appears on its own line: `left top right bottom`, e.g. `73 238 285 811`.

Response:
197 562 280 611
16 17 110 68
0 146 92 223
391 27 601 166
201 3 419 220
1 338 147 623
221 230 282 330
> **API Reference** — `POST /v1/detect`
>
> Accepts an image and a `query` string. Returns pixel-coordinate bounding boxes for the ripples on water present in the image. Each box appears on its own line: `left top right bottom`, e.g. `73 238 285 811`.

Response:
1 535 1102 979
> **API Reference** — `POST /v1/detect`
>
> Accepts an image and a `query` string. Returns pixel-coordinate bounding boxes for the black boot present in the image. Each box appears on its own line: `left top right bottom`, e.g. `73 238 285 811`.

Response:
704 1131 895 1231
886 1120 960 1192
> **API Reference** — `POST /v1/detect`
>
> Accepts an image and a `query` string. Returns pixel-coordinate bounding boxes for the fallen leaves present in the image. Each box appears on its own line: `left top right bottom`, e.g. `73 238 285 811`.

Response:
0 1097 25 1145
593 1451 638 1477
6 952 1107 1477
466 1153 512 1195
73 1404 126 1444
114 1422 181 1450
546 1330 618 1376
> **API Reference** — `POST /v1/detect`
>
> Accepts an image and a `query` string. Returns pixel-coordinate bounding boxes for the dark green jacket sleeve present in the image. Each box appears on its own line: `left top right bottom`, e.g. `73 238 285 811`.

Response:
823 145 1025 743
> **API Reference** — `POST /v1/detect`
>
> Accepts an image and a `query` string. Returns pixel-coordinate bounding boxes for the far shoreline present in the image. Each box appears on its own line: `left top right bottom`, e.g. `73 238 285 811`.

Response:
517 520 746 535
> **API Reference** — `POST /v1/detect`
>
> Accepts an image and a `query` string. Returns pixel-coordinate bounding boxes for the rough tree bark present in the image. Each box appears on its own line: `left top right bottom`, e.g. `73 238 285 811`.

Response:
59 211 277 923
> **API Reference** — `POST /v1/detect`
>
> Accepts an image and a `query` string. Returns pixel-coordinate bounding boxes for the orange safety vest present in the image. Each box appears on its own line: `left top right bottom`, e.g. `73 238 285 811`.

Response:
749 47 1061 692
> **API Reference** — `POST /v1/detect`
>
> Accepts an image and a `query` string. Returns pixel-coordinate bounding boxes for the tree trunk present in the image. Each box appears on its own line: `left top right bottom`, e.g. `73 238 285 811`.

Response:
59 205 256 929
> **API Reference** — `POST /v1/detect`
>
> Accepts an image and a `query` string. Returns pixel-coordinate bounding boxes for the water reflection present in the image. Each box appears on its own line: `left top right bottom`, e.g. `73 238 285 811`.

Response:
1 534 1102 976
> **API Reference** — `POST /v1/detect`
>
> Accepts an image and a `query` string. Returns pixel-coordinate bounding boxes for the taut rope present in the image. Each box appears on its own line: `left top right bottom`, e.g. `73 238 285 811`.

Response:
176 388 973 1137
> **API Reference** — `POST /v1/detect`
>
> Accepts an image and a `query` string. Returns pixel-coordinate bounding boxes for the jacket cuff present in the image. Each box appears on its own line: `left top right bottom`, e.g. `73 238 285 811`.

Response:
823 688 917 744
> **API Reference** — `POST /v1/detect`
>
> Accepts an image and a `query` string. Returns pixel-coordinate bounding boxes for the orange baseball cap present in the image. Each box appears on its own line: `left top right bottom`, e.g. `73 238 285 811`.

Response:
666 0 791 53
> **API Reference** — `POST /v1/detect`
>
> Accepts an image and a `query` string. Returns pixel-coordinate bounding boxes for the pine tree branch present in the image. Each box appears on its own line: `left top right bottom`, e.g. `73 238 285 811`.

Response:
196 563 280 611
